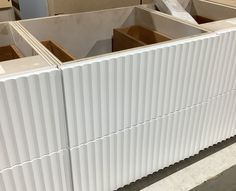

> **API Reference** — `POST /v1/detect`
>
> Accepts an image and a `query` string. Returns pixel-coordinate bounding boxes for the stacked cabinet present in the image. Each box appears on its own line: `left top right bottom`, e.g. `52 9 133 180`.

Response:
0 1 236 191
0 22 72 191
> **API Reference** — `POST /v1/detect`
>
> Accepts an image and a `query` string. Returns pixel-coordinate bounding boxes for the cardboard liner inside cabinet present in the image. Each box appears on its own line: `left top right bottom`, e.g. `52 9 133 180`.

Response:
113 25 172 51
0 45 24 62
41 40 76 62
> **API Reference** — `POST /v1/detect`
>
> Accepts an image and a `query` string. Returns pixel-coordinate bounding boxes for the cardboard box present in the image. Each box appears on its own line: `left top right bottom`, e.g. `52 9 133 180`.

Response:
0 0 12 8
48 0 140 15
0 8 14 22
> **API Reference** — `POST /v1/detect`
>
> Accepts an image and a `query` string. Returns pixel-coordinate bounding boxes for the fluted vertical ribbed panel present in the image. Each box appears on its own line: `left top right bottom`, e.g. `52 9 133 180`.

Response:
62 30 236 147
0 150 72 191
0 69 67 171
70 90 236 191
215 29 236 92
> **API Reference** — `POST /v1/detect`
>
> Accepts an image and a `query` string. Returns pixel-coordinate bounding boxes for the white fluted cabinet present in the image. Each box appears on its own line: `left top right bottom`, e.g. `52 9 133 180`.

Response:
0 2 236 191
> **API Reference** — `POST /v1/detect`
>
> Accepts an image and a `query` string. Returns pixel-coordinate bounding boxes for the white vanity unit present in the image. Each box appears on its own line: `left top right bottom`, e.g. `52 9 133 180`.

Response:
0 1 236 190
0 22 72 191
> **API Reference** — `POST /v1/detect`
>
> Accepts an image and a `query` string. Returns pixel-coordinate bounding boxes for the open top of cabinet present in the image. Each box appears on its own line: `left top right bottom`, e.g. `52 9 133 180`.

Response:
140 0 236 25
19 6 208 64
0 22 53 78
206 0 236 8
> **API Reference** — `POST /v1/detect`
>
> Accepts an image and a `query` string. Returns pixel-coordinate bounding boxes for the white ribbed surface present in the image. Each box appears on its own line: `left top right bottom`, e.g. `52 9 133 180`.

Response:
216 29 236 91
62 30 236 147
0 69 67 171
0 150 72 191
0 24 235 191
70 90 236 191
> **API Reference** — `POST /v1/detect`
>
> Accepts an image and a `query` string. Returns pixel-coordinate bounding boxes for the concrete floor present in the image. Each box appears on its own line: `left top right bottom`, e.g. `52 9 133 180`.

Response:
191 165 236 191
118 136 236 191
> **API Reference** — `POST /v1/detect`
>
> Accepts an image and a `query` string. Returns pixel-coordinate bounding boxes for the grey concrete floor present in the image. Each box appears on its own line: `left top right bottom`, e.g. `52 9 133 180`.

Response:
191 165 236 191
117 136 236 191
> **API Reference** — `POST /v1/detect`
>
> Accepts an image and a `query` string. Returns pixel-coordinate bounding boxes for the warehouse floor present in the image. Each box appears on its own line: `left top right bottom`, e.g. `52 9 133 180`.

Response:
192 165 236 191
118 136 236 191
